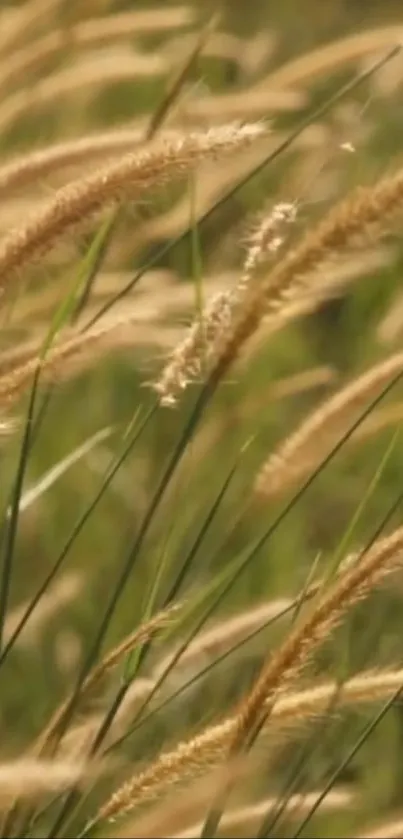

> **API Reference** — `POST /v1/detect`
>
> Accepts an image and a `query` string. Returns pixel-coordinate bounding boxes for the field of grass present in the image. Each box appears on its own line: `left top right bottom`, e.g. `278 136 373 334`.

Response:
3 1 403 836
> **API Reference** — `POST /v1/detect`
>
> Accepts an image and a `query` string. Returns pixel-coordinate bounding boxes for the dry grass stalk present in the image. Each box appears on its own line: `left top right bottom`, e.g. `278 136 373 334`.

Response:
355 815 403 838
162 30 274 79
0 321 131 409
0 50 170 135
267 366 336 401
154 201 295 406
0 123 265 291
0 305 185 408
230 525 403 753
377 290 403 343
36 603 180 755
97 658 403 822
4 572 84 648
260 26 403 90
0 127 149 198
0 758 102 801
183 87 306 121
59 714 105 761
255 351 403 498
0 7 195 95
173 789 354 839
152 595 304 685
0 0 56 53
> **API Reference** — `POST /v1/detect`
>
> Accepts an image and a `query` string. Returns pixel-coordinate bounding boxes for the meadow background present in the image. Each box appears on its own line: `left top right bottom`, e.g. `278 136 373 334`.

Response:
2 0 403 836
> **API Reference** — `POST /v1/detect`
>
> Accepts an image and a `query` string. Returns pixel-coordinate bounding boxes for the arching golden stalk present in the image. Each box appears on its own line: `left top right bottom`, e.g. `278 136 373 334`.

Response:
230 525 403 752
0 127 148 198
259 26 403 90
0 7 195 96
36 602 180 755
0 0 56 53
171 789 354 839
0 123 265 291
0 50 171 135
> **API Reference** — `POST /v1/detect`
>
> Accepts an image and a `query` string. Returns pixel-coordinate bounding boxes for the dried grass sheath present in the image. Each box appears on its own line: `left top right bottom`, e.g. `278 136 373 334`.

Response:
0 123 265 291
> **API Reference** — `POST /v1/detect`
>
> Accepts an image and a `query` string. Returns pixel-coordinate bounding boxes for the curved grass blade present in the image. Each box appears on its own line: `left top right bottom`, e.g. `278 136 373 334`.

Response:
0 367 40 652
106 364 403 757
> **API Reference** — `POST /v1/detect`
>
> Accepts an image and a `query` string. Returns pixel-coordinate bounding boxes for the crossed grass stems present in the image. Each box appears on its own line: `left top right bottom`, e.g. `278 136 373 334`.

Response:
0 23 403 839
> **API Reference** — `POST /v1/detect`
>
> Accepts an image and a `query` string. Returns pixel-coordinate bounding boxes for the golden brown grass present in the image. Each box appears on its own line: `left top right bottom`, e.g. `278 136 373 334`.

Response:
96 662 403 823
2 5 403 839
0 123 265 292
229 525 403 754
0 7 195 97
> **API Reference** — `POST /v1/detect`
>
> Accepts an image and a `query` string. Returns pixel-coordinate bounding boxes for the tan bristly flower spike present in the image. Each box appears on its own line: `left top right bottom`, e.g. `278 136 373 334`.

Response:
0 123 266 291
230 525 403 752
206 162 403 396
96 663 403 822
154 201 295 407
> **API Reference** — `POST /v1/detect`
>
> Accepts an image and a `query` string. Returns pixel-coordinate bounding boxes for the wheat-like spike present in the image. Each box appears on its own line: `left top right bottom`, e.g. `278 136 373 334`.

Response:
0 7 194 96
255 350 403 498
97 659 403 821
203 165 403 396
173 789 354 839
230 525 403 752
154 201 294 407
0 127 148 198
0 123 264 292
